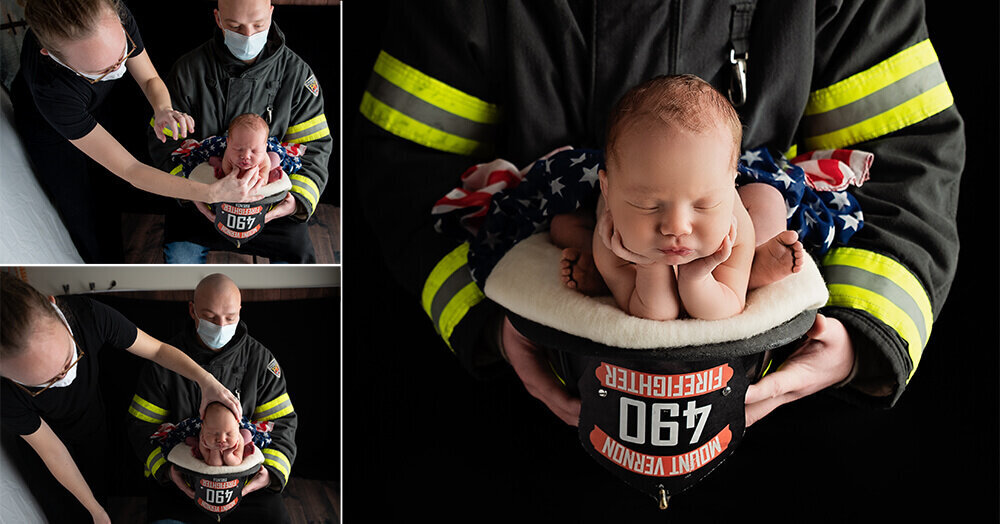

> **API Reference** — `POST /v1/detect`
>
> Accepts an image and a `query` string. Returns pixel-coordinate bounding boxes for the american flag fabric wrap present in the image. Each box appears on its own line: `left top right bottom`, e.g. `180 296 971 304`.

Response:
151 416 274 453
433 147 870 284
171 136 305 178
736 147 869 254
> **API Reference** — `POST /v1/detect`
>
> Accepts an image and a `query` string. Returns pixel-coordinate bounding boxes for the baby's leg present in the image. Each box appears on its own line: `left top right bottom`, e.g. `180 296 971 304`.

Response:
738 183 804 289
266 152 283 183
551 209 608 296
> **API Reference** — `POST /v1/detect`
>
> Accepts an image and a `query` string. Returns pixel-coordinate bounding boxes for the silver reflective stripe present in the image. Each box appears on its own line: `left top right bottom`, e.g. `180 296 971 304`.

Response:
366 73 495 143
803 61 947 138
290 177 320 202
255 398 292 420
130 400 167 422
822 264 928 344
428 265 475 328
284 120 329 142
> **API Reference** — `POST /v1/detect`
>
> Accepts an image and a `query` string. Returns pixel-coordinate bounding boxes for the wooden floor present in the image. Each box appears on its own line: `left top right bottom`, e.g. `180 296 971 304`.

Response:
122 204 340 264
107 478 340 523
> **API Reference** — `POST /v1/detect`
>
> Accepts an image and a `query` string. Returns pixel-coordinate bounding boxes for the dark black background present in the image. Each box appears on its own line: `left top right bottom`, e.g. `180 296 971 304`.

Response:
341 2 998 522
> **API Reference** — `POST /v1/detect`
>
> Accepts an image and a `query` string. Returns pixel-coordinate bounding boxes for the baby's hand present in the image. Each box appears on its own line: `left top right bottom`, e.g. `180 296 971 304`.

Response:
680 215 736 279
597 205 657 266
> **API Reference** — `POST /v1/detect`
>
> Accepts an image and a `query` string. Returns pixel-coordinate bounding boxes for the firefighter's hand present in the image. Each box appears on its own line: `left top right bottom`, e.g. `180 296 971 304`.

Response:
170 465 196 499
242 466 271 496
264 193 296 224
744 314 854 427
502 316 581 426
193 201 216 222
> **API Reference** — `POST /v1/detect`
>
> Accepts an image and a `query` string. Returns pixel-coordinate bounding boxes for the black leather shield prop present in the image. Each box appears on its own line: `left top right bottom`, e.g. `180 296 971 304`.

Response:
213 202 267 247
508 309 815 505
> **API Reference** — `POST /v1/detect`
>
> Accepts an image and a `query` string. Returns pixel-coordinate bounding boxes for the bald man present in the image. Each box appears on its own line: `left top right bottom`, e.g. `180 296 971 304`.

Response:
126 274 297 524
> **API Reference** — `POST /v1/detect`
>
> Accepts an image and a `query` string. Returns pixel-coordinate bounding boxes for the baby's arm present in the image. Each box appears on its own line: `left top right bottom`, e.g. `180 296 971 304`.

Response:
676 194 754 320
222 431 246 466
592 197 680 320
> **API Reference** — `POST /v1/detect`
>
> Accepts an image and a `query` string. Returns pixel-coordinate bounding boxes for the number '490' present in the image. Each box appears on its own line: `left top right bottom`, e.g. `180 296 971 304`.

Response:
619 398 712 447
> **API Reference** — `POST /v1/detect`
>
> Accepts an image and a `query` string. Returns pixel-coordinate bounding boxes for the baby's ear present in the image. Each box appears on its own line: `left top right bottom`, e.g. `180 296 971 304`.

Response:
599 169 609 195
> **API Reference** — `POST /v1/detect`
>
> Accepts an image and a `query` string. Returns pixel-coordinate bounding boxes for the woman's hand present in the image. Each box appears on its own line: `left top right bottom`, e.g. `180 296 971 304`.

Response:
197 375 242 421
152 107 195 143
208 165 268 203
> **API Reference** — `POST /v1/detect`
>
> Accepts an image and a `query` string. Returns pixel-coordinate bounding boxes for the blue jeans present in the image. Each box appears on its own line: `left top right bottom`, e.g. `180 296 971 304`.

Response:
163 241 291 264
163 241 209 264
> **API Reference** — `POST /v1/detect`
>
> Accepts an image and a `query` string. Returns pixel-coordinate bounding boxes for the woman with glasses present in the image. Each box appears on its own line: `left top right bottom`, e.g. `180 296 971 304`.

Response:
11 0 269 262
0 273 243 523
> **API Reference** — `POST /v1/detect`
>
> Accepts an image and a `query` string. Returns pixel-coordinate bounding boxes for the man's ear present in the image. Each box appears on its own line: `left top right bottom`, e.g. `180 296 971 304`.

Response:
189 301 198 322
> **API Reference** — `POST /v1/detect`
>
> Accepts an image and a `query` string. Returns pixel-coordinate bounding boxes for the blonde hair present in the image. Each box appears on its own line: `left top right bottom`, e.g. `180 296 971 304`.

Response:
606 74 743 168
0 272 61 359
24 0 123 57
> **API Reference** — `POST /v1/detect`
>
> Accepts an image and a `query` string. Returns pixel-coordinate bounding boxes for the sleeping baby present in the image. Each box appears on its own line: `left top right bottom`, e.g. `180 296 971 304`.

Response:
187 402 254 466
208 113 285 185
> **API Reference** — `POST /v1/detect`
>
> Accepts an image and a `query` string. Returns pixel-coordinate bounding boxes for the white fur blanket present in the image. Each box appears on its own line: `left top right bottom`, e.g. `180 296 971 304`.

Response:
484 233 829 349
168 443 264 475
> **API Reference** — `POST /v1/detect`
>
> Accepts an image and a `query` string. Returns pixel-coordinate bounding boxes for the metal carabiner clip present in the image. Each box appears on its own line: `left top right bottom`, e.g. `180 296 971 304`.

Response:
728 48 748 107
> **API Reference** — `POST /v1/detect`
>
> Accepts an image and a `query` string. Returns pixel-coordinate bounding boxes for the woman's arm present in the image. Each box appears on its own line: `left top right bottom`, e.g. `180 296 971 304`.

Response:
21 420 111 524
125 328 242 419
69 124 266 203
126 50 195 143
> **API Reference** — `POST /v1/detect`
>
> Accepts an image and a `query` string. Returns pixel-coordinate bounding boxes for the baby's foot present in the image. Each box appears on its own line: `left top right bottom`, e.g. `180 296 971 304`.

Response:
749 230 805 289
560 248 608 296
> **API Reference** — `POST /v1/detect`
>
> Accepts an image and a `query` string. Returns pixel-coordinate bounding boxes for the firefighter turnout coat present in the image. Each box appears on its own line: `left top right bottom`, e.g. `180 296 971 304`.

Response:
356 0 964 408
127 322 297 491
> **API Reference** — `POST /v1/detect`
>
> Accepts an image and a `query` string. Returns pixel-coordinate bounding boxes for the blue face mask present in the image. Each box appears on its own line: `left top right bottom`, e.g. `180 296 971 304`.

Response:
223 27 269 61
197 317 239 349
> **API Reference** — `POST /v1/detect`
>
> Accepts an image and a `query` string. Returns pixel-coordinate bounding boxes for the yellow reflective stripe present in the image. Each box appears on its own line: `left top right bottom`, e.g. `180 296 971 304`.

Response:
288 174 319 212
802 39 953 150
170 165 184 176
253 392 294 421
286 114 327 134
421 243 485 351
827 284 924 380
360 91 491 156
822 247 934 381
373 51 499 124
285 127 331 144
129 394 169 423
803 83 953 151
262 448 291 482
784 144 798 159
806 40 940 115
255 392 291 414
146 446 166 478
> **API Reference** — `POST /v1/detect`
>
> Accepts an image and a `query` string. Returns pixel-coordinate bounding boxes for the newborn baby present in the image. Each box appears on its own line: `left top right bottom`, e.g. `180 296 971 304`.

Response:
186 402 254 467
208 113 285 185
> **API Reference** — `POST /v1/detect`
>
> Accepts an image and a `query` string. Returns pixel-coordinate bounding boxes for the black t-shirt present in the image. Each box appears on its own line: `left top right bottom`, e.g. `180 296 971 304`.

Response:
18 5 146 140
0 296 138 439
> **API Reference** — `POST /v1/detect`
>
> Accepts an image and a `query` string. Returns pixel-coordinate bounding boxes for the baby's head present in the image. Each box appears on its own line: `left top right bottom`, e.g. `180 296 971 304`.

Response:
601 74 743 264
199 401 241 454
224 113 270 171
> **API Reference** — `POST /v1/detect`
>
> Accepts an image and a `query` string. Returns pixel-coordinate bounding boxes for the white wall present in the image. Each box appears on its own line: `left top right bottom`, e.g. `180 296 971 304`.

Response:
11 266 340 296
0 444 46 524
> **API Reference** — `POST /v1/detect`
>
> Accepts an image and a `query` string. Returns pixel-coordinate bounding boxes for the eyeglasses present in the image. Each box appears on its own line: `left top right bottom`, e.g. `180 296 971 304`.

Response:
58 27 137 84
11 329 84 398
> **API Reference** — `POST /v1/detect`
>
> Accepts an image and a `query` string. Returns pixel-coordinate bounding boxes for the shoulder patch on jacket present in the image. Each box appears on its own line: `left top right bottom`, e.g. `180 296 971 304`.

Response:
304 74 319 97
267 358 282 378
